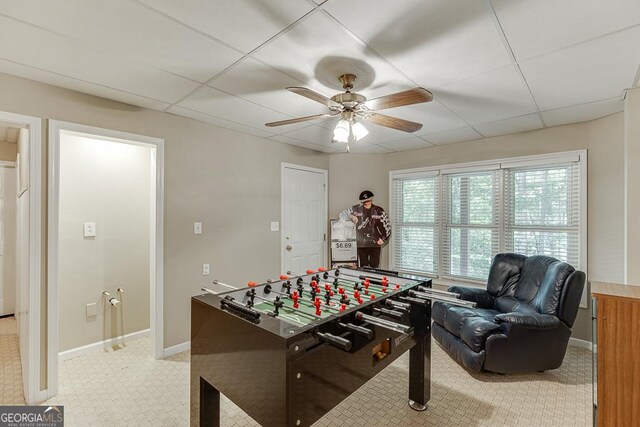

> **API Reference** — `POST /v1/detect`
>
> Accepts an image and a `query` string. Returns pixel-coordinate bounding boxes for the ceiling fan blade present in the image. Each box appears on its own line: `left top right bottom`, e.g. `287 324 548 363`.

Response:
265 113 337 127
363 87 433 111
363 113 423 133
287 87 342 108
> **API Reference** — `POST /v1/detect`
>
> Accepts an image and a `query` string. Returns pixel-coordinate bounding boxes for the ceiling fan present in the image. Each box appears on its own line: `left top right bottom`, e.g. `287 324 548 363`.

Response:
265 74 433 146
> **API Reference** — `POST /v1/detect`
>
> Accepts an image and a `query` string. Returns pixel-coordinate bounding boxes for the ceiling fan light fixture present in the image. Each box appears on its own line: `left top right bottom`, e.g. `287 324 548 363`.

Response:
333 119 350 143
351 121 369 141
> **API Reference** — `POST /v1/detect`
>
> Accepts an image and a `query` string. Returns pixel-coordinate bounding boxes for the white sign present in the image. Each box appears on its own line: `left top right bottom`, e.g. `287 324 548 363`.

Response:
331 219 357 262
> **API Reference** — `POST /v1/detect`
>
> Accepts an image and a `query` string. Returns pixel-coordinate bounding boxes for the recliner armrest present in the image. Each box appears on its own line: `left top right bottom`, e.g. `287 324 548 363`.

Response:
494 312 560 330
448 286 494 309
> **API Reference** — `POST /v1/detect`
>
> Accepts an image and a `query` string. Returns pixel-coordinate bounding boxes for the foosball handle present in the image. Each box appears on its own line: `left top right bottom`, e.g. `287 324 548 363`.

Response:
339 322 374 340
317 332 352 352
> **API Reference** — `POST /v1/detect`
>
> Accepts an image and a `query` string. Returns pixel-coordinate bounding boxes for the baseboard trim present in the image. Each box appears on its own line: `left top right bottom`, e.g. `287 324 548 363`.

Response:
163 341 190 358
568 337 593 351
58 328 150 362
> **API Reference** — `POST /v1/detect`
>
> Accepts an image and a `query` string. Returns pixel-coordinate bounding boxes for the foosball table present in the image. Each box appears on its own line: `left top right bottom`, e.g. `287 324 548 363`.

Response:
190 267 474 426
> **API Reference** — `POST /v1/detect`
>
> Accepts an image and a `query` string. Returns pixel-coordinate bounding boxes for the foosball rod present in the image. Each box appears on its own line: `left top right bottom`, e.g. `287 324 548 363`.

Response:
324 275 400 294
409 290 477 308
355 312 413 334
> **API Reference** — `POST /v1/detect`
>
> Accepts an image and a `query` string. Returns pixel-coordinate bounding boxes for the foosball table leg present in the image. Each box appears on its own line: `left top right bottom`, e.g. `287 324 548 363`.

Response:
200 377 221 427
408 301 431 411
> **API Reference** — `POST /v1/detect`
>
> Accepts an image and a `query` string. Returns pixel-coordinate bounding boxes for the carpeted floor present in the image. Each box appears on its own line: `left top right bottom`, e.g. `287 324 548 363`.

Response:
0 316 592 426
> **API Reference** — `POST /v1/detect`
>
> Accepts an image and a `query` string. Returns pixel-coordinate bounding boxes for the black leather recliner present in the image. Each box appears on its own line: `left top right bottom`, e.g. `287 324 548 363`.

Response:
431 253 586 373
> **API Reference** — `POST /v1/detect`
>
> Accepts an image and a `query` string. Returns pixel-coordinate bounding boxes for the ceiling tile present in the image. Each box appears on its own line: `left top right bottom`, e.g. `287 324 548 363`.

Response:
347 143 393 154
0 15 199 103
378 136 433 152
280 123 334 145
434 66 537 124
0 0 243 83
475 114 543 138
0 58 171 111
323 0 512 87
209 57 330 117
138 0 315 54
269 135 336 153
491 0 640 60
541 98 624 127
422 127 483 145
176 86 295 130
252 11 415 99
167 106 275 138
520 26 640 111
389 101 468 135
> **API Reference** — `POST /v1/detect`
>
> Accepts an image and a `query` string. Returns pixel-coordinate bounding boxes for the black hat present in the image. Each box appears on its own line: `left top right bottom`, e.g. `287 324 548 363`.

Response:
359 190 374 201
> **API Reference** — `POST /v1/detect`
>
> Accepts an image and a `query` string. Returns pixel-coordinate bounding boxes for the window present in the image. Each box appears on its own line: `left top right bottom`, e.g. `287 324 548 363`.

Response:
390 152 585 283
442 171 499 281
391 174 438 275
504 164 581 267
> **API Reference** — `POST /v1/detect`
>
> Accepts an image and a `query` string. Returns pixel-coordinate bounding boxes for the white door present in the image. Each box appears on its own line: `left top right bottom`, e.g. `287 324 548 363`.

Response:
281 165 327 275
0 167 16 316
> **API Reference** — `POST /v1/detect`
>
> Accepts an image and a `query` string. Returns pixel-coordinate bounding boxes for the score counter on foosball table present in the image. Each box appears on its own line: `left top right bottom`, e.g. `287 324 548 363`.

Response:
190 267 475 427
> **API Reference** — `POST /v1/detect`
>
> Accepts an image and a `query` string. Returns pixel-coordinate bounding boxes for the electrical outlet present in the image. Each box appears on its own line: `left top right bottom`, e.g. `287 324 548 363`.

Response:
270 221 279 232
83 222 96 237
202 264 210 276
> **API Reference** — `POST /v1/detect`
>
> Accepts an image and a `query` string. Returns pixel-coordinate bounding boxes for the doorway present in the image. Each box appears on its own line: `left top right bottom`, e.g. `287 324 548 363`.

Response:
280 163 328 274
0 111 42 404
47 121 164 398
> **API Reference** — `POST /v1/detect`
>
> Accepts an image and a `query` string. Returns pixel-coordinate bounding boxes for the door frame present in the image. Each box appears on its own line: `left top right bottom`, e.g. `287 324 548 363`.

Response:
47 120 164 398
0 110 42 404
280 163 328 274
0 161 17 316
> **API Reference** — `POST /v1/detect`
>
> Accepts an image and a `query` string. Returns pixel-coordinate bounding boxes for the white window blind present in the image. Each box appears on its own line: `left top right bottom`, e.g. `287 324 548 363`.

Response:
391 175 438 275
504 163 581 268
442 171 500 281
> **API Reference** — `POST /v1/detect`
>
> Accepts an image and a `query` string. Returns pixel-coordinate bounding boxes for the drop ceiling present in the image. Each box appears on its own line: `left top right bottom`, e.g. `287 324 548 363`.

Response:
0 0 637 153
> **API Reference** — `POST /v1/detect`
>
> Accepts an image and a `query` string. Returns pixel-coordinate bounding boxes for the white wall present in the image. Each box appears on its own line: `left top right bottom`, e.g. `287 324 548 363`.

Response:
57 133 152 352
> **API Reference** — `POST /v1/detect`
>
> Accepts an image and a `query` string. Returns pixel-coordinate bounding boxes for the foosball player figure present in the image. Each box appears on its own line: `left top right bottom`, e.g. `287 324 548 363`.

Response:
297 282 304 298
246 288 256 307
291 291 299 309
324 290 332 305
282 280 292 295
314 297 322 316
273 296 284 316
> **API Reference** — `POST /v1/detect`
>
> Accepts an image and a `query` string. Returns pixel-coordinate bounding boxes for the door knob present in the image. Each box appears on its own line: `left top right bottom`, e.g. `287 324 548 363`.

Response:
286 245 292 252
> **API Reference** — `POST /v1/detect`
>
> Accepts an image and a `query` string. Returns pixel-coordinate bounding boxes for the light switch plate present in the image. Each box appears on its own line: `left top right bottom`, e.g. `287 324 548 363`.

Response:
194 222 202 235
86 303 97 318
83 222 96 237
202 264 210 276
270 221 279 232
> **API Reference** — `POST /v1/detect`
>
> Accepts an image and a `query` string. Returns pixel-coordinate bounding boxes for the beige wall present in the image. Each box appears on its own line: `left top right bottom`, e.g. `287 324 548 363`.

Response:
328 113 626 342
624 88 640 284
58 133 152 351
0 140 17 162
0 72 330 390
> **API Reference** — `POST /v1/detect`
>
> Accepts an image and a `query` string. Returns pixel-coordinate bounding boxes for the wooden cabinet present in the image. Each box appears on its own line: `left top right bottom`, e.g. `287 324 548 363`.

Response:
592 282 640 426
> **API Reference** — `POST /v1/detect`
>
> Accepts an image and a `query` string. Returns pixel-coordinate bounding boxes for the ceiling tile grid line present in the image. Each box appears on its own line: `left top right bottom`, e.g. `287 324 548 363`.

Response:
0 55 171 107
168 104 278 137
130 0 245 56
318 6 498 142
0 11 207 87
160 5 325 113
483 0 547 128
506 20 640 65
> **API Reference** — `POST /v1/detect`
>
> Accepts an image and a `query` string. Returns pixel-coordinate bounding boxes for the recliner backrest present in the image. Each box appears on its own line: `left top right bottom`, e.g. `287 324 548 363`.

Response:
486 253 526 297
532 260 575 315
513 255 559 303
